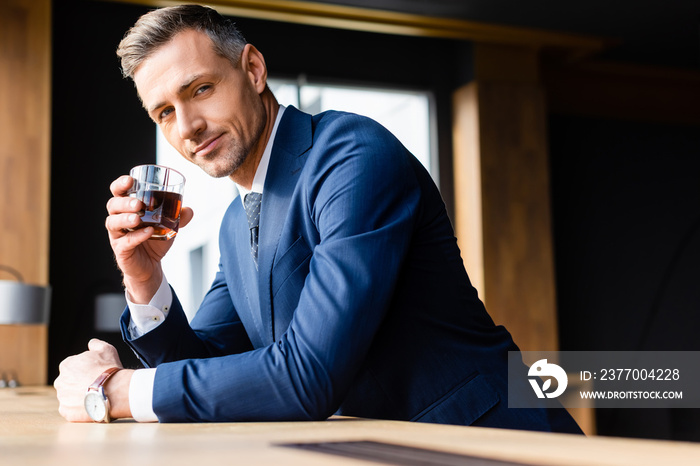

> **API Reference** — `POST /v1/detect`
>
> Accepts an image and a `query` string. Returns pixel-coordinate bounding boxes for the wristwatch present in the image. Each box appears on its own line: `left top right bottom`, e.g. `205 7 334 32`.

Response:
84 367 121 423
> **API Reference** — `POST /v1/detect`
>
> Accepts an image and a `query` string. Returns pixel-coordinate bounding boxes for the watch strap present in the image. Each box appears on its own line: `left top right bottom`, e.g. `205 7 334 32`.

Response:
89 367 121 391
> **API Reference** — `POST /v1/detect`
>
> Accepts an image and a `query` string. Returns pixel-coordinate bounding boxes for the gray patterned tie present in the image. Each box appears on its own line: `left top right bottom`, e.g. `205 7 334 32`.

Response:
243 192 262 269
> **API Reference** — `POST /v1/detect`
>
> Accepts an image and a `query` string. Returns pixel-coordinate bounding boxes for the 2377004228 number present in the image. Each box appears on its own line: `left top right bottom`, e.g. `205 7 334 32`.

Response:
599 368 680 381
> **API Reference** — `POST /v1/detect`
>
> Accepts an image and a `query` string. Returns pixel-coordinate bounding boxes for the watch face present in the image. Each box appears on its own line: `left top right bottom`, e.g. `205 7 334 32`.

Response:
84 390 107 422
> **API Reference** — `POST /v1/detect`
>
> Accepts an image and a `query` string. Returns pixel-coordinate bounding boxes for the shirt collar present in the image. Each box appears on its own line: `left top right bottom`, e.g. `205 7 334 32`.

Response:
237 104 286 202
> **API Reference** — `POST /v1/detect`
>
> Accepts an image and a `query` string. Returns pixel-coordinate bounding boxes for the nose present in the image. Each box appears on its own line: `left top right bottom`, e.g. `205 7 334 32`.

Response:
177 106 205 140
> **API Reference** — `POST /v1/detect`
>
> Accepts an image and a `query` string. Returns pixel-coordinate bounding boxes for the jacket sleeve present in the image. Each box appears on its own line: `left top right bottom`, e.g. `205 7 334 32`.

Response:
150 114 424 422
120 269 254 368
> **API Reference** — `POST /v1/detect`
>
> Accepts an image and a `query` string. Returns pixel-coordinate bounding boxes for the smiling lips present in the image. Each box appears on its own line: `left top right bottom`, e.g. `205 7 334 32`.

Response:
192 134 223 158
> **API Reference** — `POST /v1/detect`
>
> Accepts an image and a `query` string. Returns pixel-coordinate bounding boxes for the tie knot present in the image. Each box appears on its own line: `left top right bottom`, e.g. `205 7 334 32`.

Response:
244 192 262 230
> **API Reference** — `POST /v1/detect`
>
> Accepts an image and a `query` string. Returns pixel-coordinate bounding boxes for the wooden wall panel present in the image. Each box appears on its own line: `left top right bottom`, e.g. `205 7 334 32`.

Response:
452 43 596 435
105 0 607 60
0 0 51 386
452 84 484 298
453 44 558 354
0 0 51 286
477 80 558 353
0 325 48 386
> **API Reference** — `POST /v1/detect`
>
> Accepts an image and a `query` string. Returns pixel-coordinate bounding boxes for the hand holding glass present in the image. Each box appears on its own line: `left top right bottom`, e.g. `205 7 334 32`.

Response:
127 164 185 240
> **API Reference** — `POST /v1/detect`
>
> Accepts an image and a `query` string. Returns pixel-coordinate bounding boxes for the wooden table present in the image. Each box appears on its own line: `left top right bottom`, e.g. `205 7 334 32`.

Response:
2 386 699 465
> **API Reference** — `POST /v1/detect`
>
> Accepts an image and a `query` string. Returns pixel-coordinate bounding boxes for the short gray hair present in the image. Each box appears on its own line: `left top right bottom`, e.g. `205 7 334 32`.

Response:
117 4 247 79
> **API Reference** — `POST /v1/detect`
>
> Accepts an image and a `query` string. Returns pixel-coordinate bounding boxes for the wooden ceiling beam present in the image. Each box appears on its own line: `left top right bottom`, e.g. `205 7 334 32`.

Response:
100 0 609 61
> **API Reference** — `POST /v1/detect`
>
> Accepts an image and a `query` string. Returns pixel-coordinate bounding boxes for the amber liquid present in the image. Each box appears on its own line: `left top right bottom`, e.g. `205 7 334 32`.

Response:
131 190 183 240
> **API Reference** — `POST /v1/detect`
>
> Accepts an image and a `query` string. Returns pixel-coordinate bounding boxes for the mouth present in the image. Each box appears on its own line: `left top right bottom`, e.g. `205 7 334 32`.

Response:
192 134 223 158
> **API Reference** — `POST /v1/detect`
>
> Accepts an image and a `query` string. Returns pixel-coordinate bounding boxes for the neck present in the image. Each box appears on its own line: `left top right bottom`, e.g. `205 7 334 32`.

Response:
229 88 279 190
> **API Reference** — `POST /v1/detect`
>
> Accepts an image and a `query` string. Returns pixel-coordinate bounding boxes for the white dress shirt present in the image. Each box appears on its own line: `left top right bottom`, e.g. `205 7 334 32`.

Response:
126 105 285 422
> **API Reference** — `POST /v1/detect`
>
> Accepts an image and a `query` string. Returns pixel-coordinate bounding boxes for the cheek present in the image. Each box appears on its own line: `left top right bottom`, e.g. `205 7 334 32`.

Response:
161 127 187 155
207 101 238 128
161 120 180 140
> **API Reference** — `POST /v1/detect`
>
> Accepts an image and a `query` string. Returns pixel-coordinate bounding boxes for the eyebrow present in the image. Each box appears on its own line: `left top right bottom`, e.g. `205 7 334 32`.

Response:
146 74 204 115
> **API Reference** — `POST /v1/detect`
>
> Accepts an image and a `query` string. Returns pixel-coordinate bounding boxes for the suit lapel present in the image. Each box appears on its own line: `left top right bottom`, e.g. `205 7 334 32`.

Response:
231 202 265 348
256 107 312 344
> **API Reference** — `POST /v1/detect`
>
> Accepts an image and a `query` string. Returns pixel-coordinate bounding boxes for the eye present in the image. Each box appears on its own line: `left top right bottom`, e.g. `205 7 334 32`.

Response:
159 107 174 120
195 84 211 95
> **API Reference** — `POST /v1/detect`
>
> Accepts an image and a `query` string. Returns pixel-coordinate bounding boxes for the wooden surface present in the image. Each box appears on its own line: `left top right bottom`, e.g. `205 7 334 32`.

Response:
0 325 48 386
1 386 699 466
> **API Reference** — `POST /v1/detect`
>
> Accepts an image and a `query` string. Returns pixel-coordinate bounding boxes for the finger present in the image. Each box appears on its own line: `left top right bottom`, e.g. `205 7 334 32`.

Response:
86 340 124 372
87 338 117 355
87 338 109 352
105 212 143 236
109 229 154 256
106 196 143 216
179 207 194 229
117 226 154 248
57 353 85 374
110 175 134 197
53 376 64 392
53 373 72 394
57 356 71 374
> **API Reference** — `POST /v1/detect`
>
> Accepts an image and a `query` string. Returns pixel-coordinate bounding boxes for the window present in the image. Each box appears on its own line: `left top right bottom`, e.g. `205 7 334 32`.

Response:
158 79 436 319
269 78 436 175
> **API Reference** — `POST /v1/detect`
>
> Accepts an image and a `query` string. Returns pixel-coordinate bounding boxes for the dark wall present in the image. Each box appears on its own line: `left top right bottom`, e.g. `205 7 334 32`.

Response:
49 1 468 378
50 1 156 375
550 115 700 440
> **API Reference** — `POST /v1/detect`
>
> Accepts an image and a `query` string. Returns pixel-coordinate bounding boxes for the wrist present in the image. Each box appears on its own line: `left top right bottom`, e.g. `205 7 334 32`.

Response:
124 269 163 304
104 369 134 420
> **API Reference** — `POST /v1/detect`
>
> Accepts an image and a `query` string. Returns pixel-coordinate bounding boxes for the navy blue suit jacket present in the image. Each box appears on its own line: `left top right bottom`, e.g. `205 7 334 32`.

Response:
121 106 580 433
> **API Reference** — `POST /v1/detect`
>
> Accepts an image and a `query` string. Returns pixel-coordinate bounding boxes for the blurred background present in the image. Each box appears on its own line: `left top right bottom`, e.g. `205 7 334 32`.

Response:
2 0 700 441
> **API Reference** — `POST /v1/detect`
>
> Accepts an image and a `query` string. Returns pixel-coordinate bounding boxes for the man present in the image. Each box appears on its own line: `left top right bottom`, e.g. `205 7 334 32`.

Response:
55 4 580 433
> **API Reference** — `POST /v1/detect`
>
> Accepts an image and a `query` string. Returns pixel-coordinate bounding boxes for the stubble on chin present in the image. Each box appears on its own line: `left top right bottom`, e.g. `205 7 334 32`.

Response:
196 143 248 179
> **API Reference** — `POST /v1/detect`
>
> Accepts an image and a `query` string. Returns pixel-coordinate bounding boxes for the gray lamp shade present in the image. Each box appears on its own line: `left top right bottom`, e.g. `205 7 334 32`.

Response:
0 280 51 324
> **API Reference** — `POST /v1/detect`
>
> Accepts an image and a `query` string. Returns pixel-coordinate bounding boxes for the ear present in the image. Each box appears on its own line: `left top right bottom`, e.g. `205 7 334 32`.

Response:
241 43 268 95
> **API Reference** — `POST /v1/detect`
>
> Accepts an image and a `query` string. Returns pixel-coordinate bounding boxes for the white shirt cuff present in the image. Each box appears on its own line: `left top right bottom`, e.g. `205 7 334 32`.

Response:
129 368 158 422
125 274 173 339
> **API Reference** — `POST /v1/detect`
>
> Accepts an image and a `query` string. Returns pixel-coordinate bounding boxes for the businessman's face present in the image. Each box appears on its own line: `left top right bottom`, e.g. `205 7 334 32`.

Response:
133 29 266 179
